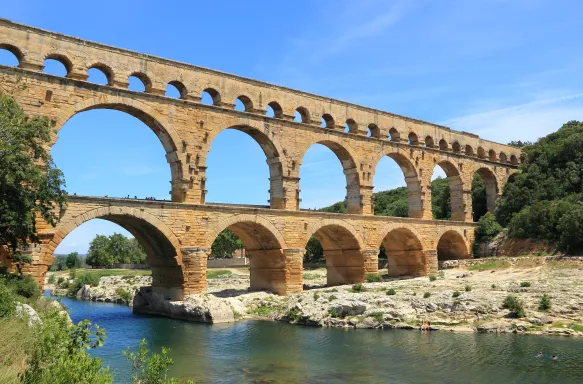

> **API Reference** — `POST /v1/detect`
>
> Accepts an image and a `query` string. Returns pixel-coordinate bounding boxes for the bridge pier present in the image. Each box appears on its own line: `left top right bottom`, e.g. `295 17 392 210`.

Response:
325 249 365 286
181 247 210 297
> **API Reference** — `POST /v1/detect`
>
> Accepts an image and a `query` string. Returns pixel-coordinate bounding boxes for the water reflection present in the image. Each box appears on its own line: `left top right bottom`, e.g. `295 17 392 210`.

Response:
55 295 583 384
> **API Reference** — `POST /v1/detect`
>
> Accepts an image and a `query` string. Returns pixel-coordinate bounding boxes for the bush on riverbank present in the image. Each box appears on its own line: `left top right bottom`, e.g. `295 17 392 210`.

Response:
502 295 525 318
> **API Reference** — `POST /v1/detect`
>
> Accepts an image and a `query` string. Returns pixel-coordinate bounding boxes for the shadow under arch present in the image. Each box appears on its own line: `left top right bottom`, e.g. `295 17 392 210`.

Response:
437 230 469 262
58 97 185 202
205 123 286 208
432 158 465 221
306 221 364 286
474 167 499 212
299 139 362 213
208 215 287 294
380 227 425 277
373 150 423 218
42 205 184 299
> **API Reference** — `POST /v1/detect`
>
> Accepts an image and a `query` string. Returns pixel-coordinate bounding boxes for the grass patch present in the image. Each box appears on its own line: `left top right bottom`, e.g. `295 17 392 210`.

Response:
538 294 551 311
502 295 525 318
249 304 273 317
303 273 321 280
520 281 531 287
351 283 366 293
552 321 583 333
386 288 396 296
116 288 133 303
329 308 340 318
468 260 511 271
369 311 385 323
452 291 461 298
56 269 152 279
206 270 233 279
465 285 472 292
423 292 431 298
428 275 437 282
364 274 383 283
0 317 35 382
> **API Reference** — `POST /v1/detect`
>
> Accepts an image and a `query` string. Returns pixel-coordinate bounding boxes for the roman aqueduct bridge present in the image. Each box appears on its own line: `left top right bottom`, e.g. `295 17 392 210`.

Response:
0 19 520 299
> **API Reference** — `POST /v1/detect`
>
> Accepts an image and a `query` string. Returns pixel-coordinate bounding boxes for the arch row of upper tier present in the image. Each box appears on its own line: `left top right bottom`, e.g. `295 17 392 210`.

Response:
0 20 520 166
0 65 517 220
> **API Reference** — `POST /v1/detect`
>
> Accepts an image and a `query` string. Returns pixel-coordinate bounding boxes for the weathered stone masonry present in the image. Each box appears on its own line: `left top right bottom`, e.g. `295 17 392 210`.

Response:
0 19 519 298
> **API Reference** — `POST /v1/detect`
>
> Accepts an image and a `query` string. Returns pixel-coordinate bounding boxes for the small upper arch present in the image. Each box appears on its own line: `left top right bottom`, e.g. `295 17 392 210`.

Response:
0 43 23 65
488 149 498 162
294 106 311 123
510 154 518 165
452 141 461 153
367 123 380 138
166 80 188 99
128 72 153 93
408 132 419 145
87 62 114 86
477 146 486 159
345 118 358 133
44 53 73 76
235 95 254 112
439 139 449 151
389 127 400 142
465 145 474 156
201 87 221 105
266 101 283 118
425 136 435 148
499 152 508 163
321 113 335 128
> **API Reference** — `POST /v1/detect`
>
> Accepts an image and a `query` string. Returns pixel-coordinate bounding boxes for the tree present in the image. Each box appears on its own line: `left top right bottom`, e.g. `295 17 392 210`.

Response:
431 177 451 220
86 234 147 267
471 174 488 222
304 237 324 263
86 235 114 267
0 92 67 269
210 229 242 258
50 255 68 271
66 251 82 269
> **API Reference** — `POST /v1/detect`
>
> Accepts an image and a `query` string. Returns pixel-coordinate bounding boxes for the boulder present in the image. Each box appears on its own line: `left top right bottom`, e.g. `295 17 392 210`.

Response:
328 300 367 318
15 303 41 326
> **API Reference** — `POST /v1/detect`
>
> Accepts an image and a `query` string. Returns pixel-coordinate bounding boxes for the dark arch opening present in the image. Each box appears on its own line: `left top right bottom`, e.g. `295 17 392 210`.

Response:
389 128 400 142
87 64 113 86
477 147 486 159
488 149 497 162
345 119 358 134
51 216 183 300
299 141 361 213
368 123 380 138
471 172 488 222
234 95 254 112
206 125 282 208
166 81 187 99
499 152 507 163
437 230 469 262
294 107 310 123
452 142 461 153
52 106 180 201
475 167 498 213
0 44 22 66
201 88 221 106
373 153 422 218
128 72 152 93
309 225 363 286
431 160 464 221
510 155 518 165
43 55 72 77
266 101 283 118
465 145 474 156
321 114 335 128
382 228 425 277
439 139 449 151
425 136 435 148
408 132 419 145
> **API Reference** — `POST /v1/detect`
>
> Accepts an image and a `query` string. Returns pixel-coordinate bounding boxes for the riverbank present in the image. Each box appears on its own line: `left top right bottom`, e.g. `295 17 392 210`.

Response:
49 258 583 337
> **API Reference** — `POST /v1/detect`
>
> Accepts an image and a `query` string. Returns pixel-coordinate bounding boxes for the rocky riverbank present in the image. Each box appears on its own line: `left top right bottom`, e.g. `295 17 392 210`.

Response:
50 275 151 306
132 257 583 337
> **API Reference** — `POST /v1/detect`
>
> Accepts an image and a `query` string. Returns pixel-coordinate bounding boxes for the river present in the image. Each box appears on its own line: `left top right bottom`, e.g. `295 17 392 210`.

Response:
54 294 583 383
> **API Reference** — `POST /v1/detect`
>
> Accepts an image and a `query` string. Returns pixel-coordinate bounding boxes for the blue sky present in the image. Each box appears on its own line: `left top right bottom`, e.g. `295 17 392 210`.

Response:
2 0 583 254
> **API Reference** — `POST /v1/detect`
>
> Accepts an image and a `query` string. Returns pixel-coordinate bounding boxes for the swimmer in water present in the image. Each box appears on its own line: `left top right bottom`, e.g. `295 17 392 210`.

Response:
537 352 543 357
552 355 558 360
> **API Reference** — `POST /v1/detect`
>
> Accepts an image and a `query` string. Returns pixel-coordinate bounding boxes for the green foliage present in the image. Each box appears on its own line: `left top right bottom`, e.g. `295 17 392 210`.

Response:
328 308 340 318
431 177 451 220
502 295 525 318
86 234 147 267
372 187 409 217
0 92 67 266
206 269 232 279
304 237 324 263
471 174 488 222
496 121 583 253
539 294 551 311
116 288 133 303
69 268 77 279
47 274 56 284
249 304 272 317
351 283 365 293
21 313 112 384
364 273 383 282
428 275 437 282
452 291 461 298
66 251 82 269
423 292 431 298
50 255 69 271
467 260 511 271
210 229 242 258
386 288 396 296
13 275 40 299
320 201 347 213
0 281 16 317
520 281 531 287
370 311 385 323
473 213 503 254
465 285 472 292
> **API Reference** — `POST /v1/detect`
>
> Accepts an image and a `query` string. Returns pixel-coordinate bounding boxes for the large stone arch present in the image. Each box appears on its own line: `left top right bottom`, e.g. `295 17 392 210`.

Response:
207 214 287 250
372 148 424 218
56 95 186 202
299 138 363 214
204 119 288 209
473 166 500 212
431 157 466 221
42 205 185 299
305 219 365 286
436 229 470 262
378 225 426 277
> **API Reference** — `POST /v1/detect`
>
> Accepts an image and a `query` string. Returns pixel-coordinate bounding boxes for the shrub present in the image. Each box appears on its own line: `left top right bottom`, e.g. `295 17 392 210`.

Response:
502 295 525 318
520 281 531 287
328 295 338 302
370 311 385 323
386 288 396 296
429 275 437 282
13 275 40 300
329 308 340 318
77 273 100 287
539 294 551 311
473 212 503 254
116 288 133 303
57 277 65 285
452 291 461 298
68 268 77 279
465 285 472 292
313 292 320 301
423 292 431 298
47 274 56 284
365 274 383 283
351 283 365 293
0 282 16 317
491 284 496 289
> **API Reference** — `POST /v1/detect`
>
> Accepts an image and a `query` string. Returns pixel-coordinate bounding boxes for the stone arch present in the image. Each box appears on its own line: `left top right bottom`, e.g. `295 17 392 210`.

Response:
235 95 254 112
408 132 419 145
439 139 449 151
295 106 311 123
321 113 335 128
167 80 188 99
488 149 498 162
425 136 435 148
345 118 358 133
205 121 285 208
208 214 287 293
477 146 486 159
267 101 284 118
0 43 24 65
128 72 153 93
433 158 465 221
299 138 362 213
465 145 474 156
379 225 426 277
373 149 423 218
87 62 114 86
201 87 221 105
510 154 518 165
389 127 400 142
452 141 461 153
42 205 185 299
305 220 364 286
368 123 380 138
474 166 499 212
44 53 73 76
58 96 185 202
499 152 508 163
436 229 469 262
